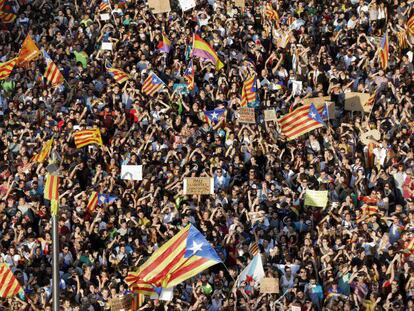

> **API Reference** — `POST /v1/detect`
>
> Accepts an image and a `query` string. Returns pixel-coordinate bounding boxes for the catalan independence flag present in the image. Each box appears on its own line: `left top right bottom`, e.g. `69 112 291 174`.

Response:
107 65 130 84
241 75 257 107
99 0 110 11
87 191 99 213
0 58 17 80
31 138 54 163
183 59 194 90
264 3 279 22
42 50 64 86
73 128 103 148
378 32 389 70
142 72 165 96
126 224 221 292
0 11 16 23
0 264 24 298
157 33 171 54
192 34 224 71
407 15 414 36
44 174 59 215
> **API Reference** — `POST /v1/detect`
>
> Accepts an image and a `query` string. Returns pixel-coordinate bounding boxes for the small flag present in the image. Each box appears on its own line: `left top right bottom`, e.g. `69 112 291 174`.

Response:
157 34 171 54
304 190 328 208
98 193 117 205
397 31 408 49
407 15 414 36
87 191 99 212
0 58 17 80
264 3 279 22
0 264 24 298
236 254 265 288
204 108 225 125
192 34 224 71
42 50 64 86
142 72 165 96
0 11 16 23
17 34 41 66
31 138 54 163
377 32 389 70
73 128 103 148
241 75 257 107
183 59 194 90
44 174 59 215
249 242 259 256
99 0 110 11
106 63 130 84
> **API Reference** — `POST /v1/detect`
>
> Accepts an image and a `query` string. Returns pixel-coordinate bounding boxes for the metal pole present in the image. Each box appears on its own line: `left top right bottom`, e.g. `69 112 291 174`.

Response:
52 214 60 311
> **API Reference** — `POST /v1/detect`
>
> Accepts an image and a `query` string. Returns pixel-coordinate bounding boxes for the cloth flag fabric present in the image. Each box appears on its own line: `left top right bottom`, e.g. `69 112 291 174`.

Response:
42 50 64 86
183 59 194 90
44 174 59 215
0 11 16 23
142 72 165 96
407 15 414 36
0 58 17 80
236 254 265 288
17 34 41 66
264 3 279 22
126 224 222 291
106 63 130 84
87 191 99 212
241 75 257 107
204 108 225 125
98 193 117 205
31 138 54 163
73 128 103 148
304 190 328 207
378 32 389 70
99 0 110 11
0 264 24 298
192 34 224 71
157 34 171 53
320 103 329 120
278 103 326 140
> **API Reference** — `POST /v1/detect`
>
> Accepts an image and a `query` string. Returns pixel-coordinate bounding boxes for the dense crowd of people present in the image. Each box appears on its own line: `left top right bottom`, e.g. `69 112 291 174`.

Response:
0 0 414 310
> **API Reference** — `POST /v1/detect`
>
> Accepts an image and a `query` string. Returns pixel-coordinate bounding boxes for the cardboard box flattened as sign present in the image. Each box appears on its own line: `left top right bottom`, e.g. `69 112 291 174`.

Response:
148 0 171 13
183 177 214 195
260 278 279 294
344 92 371 112
237 107 256 124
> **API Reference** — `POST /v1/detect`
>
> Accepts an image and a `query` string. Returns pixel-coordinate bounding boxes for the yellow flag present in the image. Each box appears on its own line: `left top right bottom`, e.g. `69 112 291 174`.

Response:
304 190 328 208
17 34 41 66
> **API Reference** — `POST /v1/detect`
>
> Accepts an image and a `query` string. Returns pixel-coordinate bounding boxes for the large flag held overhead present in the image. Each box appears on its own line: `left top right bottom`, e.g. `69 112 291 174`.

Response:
42 50 64 86
407 15 414 36
44 174 59 215
106 63 130 84
236 254 265 289
142 72 165 96
0 11 16 23
157 34 171 54
0 58 17 80
192 34 224 71
204 108 225 125
126 224 222 292
377 32 389 70
0 264 24 298
31 138 54 163
264 3 279 22
17 34 41 66
241 75 257 107
183 59 194 90
73 128 103 148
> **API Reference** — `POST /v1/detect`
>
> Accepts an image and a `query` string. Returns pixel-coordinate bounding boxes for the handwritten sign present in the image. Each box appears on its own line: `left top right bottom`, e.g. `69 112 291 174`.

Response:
111 294 132 311
237 107 256 124
344 92 371 112
179 0 196 11
148 0 171 13
121 165 143 181
263 109 277 122
260 278 279 294
101 42 113 51
234 0 245 8
100 13 111 21
183 177 214 195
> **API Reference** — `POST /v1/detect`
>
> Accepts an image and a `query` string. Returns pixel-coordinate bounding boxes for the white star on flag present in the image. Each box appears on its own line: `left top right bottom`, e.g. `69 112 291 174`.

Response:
310 112 316 118
211 112 218 120
188 240 204 255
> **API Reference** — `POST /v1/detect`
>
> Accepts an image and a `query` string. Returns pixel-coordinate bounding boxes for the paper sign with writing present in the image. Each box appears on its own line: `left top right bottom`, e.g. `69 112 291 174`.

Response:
263 109 277 122
260 278 279 294
101 42 113 50
234 0 245 8
121 165 143 181
148 0 171 13
179 0 196 11
183 177 214 195
344 92 371 112
237 107 256 124
111 294 132 311
100 13 111 21
304 190 328 208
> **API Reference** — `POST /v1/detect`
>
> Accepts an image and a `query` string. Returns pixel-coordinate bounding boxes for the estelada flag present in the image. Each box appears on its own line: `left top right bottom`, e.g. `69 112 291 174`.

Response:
17 34 41 66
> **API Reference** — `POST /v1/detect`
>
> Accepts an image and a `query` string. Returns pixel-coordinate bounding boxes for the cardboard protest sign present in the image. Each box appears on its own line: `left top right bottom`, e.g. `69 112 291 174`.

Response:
111 294 132 311
150 287 174 301
148 0 171 13
237 107 256 124
121 165 143 181
101 42 113 50
234 0 245 8
344 92 371 112
304 190 328 207
179 0 196 11
260 278 279 294
263 109 277 122
183 177 214 195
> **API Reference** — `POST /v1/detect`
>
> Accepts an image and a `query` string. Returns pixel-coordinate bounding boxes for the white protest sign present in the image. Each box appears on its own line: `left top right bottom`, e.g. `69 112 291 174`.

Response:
100 13 110 21
101 42 113 50
121 165 143 181
179 0 196 11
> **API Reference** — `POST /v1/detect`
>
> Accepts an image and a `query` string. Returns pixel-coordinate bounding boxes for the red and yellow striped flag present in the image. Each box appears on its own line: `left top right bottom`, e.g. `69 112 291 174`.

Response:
0 58 17 80
397 31 408 49
73 128 103 148
108 68 130 84
0 11 16 23
31 138 54 163
17 34 41 66
42 50 64 86
44 174 59 215
87 191 98 213
264 3 279 22
0 264 24 298
407 15 414 36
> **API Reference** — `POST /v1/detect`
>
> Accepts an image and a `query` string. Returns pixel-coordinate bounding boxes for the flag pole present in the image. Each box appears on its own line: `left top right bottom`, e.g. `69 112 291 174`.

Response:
52 211 60 311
